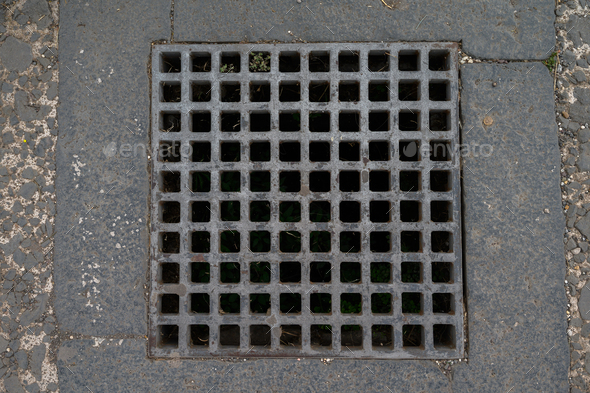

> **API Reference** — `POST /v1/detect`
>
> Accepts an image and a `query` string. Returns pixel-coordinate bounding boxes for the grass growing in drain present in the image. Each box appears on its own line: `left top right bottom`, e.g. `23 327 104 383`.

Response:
310 202 330 222
280 202 301 222
310 231 330 252
543 52 558 72
250 52 271 72
192 172 211 192
250 231 270 252
220 294 240 313
250 294 271 313
250 201 270 222
191 262 210 283
371 262 390 283
280 231 301 252
371 293 392 313
220 262 240 283
250 262 270 283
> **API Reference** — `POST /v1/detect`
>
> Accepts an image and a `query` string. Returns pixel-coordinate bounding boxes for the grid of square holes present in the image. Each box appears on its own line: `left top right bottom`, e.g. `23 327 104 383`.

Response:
150 43 463 359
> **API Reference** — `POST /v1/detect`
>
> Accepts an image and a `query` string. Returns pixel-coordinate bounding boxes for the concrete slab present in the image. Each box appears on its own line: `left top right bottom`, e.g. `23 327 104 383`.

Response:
174 0 556 61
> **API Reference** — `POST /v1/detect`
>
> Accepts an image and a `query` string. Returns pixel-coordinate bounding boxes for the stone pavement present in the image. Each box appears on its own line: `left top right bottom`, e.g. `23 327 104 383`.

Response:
0 0 579 391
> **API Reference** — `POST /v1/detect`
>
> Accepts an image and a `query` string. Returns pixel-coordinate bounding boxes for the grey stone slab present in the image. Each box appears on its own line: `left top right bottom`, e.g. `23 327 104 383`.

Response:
452 63 568 392
174 0 555 60
0 37 32 72
54 0 170 335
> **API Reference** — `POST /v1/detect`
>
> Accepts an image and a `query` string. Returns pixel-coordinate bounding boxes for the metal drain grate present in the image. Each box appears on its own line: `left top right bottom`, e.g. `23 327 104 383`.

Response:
149 42 463 359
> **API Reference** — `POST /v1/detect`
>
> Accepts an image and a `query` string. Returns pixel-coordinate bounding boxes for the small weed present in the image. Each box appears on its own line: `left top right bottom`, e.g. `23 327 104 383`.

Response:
250 52 271 72
543 52 557 72
220 64 236 73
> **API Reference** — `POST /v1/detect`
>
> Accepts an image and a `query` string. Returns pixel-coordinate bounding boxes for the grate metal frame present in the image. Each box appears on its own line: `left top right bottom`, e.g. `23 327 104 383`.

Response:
149 42 463 359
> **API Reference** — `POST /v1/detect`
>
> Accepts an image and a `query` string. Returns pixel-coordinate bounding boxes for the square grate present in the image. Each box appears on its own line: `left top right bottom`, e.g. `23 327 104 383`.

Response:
149 42 463 359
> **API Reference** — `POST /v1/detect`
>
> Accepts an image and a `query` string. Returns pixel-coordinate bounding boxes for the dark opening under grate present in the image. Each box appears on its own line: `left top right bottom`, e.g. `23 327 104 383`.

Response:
150 42 463 359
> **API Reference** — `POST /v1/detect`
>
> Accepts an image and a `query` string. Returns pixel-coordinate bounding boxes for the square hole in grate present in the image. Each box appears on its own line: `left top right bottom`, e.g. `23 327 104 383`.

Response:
371 262 391 283
339 111 360 132
311 325 332 347
369 171 390 191
250 141 271 161
369 81 389 101
339 141 360 161
191 52 211 72
161 52 181 72
250 325 271 346
429 80 450 101
280 231 301 253
161 171 180 193
342 326 363 348
310 262 332 283
220 82 241 102
161 262 179 284
280 262 301 283
159 141 181 162
220 52 241 73
434 324 455 349
190 293 210 314
310 293 331 313
280 293 302 313
280 82 301 102
310 201 331 222
192 111 211 132
310 141 331 161
371 293 392 314
220 262 240 284
370 201 390 223
280 142 301 162
369 141 390 161
250 82 271 102
219 325 240 347
220 231 240 253
220 171 241 192
160 112 181 132
399 50 419 71
341 262 361 283
309 51 330 72
191 82 211 102
161 82 181 102
372 325 393 349
310 171 330 192
191 172 210 193
250 112 271 132
403 325 423 347
220 142 240 162
400 171 420 192
401 262 422 283
400 201 420 222
399 110 420 131
340 201 360 223
160 293 179 314
341 293 362 314
369 111 389 131
250 231 271 252
249 51 271 73
190 325 209 347
430 141 452 161
192 141 211 162
430 110 450 131
309 81 330 102
160 232 180 253
340 232 361 253
279 201 301 222
279 111 301 132
279 51 301 72
221 112 241 132
159 325 178 348
402 292 422 314
310 231 331 252
370 232 391 252
432 262 453 283
191 262 210 283
250 294 271 314
339 171 360 192
250 201 270 222
160 201 180 223
339 81 360 102
432 231 452 253
429 50 450 71
399 80 420 101
431 170 451 192
220 293 240 314
339 51 359 72
279 171 301 192
369 50 390 72
191 202 211 222
431 201 452 222
433 293 453 314
310 112 330 132
191 231 211 253
250 262 271 283
281 325 302 348
399 141 420 161
250 171 271 192
401 231 421 252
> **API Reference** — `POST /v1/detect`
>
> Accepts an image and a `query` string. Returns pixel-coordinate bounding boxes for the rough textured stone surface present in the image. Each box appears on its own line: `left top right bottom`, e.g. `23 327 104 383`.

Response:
580 286 590 321
0 36 32 72
575 213 590 239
